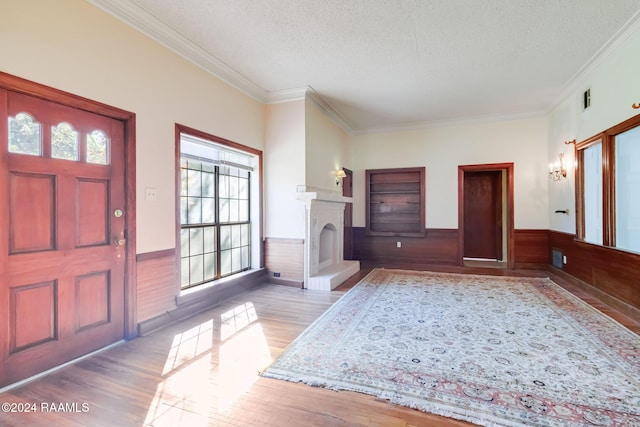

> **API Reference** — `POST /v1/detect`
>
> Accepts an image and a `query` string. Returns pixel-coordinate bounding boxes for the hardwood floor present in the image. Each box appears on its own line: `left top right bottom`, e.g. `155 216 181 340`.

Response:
0 264 638 427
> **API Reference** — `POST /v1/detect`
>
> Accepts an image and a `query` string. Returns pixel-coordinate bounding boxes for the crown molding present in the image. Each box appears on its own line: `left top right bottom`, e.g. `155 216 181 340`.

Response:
548 9 640 114
86 0 269 102
304 87 356 134
87 0 640 136
352 111 547 135
265 87 308 104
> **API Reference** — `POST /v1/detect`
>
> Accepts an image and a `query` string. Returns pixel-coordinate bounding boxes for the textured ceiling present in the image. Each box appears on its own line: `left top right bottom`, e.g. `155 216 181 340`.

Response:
90 0 640 133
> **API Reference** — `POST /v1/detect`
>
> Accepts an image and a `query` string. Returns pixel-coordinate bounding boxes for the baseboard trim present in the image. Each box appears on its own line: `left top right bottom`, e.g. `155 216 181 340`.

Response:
269 277 303 288
513 262 548 270
549 266 640 324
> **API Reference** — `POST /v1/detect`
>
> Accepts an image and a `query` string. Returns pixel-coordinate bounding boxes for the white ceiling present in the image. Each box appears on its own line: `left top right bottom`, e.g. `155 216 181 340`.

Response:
90 0 640 133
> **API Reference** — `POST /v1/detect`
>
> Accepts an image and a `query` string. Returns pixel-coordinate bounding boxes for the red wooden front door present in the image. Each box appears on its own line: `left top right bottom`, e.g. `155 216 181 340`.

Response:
463 170 503 260
0 90 126 386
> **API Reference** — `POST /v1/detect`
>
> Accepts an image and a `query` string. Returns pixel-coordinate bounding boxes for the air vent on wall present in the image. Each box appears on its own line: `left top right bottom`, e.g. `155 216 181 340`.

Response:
583 89 591 110
552 249 563 269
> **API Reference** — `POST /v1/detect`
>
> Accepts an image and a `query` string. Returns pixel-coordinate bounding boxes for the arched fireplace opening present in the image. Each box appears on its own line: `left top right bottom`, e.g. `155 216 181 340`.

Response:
318 223 337 271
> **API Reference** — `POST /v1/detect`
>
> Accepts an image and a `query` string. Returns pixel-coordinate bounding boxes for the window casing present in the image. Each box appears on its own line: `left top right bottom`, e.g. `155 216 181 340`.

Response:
179 133 254 290
576 114 640 253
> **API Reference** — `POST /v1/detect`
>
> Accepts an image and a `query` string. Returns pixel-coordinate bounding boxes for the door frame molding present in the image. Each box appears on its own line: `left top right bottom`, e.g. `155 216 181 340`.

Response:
457 162 514 269
0 72 138 339
342 167 353 260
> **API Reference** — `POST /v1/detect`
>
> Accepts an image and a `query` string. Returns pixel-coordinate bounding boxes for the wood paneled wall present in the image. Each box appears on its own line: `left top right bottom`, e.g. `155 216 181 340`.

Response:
265 238 304 286
354 227 550 269
353 227 459 265
513 229 549 268
549 230 640 314
136 249 177 323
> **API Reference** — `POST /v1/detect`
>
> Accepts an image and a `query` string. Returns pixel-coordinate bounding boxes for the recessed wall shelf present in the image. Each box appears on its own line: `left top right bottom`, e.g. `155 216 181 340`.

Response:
365 167 425 237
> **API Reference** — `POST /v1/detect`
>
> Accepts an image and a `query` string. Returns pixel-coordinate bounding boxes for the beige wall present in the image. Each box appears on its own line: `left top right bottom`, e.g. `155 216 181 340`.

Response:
349 117 549 229
264 100 306 238
305 98 351 190
1 0 265 254
548 26 640 234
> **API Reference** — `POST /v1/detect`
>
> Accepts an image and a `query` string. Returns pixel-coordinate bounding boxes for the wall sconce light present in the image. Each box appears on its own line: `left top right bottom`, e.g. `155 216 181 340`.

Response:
335 169 346 186
549 152 567 181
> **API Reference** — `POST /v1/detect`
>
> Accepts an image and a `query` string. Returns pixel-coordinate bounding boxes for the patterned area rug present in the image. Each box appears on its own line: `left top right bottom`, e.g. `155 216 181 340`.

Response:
261 269 640 426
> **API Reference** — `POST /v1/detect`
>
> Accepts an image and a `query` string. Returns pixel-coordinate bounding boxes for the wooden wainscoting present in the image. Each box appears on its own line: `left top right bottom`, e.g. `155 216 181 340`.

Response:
513 229 549 269
265 237 304 287
136 249 178 323
353 227 458 265
549 230 640 321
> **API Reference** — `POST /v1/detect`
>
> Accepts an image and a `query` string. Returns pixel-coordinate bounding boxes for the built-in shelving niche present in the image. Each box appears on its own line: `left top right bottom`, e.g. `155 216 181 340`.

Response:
365 167 425 237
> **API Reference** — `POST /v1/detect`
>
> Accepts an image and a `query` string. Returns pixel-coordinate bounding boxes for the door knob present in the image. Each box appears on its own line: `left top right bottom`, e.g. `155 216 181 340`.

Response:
114 238 126 246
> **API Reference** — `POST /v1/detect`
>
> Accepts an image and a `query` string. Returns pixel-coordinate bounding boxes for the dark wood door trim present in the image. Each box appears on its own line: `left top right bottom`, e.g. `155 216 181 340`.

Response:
342 167 353 260
0 71 138 340
458 163 514 269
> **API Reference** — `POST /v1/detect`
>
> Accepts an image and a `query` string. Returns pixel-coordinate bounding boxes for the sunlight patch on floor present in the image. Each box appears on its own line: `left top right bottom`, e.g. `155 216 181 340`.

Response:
144 302 273 426
162 319 214 376
218 322 272 411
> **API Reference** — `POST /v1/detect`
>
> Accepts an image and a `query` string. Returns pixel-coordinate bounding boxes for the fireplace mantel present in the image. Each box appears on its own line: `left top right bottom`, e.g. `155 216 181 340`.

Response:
296 186 360 290
295 185 353 205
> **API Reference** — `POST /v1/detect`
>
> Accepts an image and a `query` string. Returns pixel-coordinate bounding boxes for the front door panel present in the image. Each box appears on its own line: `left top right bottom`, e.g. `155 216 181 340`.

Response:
0 90 126 386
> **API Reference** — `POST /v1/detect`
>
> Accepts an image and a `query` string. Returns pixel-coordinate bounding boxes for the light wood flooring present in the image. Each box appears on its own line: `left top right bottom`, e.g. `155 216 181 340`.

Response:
1 264 638 427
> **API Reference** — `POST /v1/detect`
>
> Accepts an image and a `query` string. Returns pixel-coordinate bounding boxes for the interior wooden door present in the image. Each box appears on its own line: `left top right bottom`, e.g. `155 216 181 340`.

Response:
342 168 353 260
0 90 126 386
463 170 503 260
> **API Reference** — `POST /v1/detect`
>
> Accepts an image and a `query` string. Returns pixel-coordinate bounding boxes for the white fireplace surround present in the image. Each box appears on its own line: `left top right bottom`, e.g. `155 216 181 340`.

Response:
296 186 360 290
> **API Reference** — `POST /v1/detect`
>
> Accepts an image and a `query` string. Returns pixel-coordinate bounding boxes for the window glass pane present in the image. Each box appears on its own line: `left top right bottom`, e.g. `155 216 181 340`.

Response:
187 169 201 197
219 198 230 223
181 228 190 256
202 198 215 223
9 113 42 156
190 228 204 255
87 130 109 164
204 253 216 281
239 200 249 222
232 248 242 272
181 258 190 287
220 225 231 250
583 143 603 245
232 224 241 248
203 226 216 253
239 177 249 199
52 122 79 160
229 199 239 222
241 224 249 246
229 176 239 198
202 172 215 197
187 197 202 224
180 197 188 224
615 127 640 252
181 169 188 196
241 246 250 269
220 250 231 276
219 174 229 198
190 255 204 284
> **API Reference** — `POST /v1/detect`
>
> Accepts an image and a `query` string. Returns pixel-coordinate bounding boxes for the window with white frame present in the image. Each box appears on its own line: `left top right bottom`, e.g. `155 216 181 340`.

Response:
179 132 257 290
